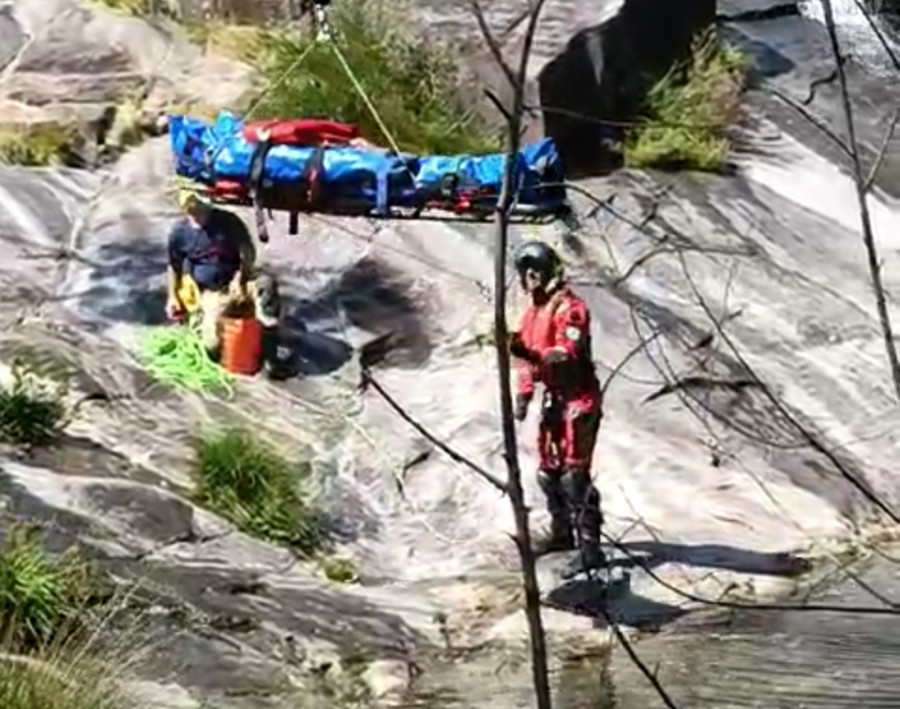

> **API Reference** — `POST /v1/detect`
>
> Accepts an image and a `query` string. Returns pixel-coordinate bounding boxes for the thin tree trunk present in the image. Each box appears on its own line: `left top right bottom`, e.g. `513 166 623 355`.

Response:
488 0 552 706
820 0 900 403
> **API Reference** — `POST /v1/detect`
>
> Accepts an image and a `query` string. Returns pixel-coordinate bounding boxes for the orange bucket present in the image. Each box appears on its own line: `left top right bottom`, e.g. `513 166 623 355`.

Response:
220 316 263 376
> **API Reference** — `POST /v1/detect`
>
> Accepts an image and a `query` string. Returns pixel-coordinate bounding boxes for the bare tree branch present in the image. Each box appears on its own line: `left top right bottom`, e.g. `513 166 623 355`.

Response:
864 107 900 192
820 0 900 405
763 86 853 158
676 246 900 524
852 0 900 71
484 87 514 122
601 329 663 396
600 610 681 709
476 1 552 706
469 0 519 91
360 370 509 495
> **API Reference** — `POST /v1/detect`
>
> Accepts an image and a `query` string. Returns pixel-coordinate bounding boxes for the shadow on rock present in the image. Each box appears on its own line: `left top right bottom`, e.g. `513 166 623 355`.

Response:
545 574 688 631
71 227 171 326
720 25 795 80
285 257 432 371
618 540 812 576
265 324 353 380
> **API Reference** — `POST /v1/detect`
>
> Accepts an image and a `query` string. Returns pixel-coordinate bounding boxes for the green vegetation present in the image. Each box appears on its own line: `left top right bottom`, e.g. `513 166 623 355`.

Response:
624 29 749 172
317 554 359 584
0 361 67 447
0 526 96 648
186 20 267 64
91 0 151 14
251 0 501 155
0 125 77 167
304 646 373 706
0 528 134 709
0 653 129 709
192 427 326 555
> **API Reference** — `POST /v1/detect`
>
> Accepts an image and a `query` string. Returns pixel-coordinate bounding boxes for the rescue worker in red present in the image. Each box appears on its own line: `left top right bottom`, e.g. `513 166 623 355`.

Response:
509 239 605 578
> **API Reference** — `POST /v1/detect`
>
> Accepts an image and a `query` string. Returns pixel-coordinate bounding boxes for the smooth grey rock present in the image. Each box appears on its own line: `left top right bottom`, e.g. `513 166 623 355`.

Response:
0 1 897 707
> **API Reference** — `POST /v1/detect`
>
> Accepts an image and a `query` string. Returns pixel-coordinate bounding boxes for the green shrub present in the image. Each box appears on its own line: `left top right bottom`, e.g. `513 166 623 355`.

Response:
624 28 749 172
0 526 96 648
186 20 267 63
0 361 67 447
317 554 359 584
0 125 77 167
192 428 326 555
249 0 501 156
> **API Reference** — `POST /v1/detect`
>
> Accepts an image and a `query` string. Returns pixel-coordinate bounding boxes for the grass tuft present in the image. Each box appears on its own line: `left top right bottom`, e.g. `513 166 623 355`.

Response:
0 125 77 167
91 0 150 14
0 526 97 649
624 28 749 172
192 427 327 555
0 652 128 709
249 0 501 156
317 555 359 585
0 361 67 447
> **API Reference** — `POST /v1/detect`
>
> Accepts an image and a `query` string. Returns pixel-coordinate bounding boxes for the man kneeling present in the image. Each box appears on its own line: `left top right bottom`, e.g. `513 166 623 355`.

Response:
165 189 281 368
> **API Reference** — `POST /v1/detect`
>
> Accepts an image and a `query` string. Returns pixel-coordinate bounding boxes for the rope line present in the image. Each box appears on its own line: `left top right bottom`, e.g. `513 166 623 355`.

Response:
330 41 406 159
242 41 318 123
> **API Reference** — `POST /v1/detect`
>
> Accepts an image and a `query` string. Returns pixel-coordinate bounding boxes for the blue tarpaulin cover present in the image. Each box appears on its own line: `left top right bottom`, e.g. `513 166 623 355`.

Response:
168 111 567 218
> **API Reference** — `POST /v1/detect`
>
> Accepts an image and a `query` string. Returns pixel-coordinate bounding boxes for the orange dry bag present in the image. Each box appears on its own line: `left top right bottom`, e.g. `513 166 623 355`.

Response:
220 316 263 376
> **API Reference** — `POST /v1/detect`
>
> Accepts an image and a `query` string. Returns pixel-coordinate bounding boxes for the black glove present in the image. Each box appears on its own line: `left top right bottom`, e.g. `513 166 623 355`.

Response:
509 333 539 364
514 393 531 422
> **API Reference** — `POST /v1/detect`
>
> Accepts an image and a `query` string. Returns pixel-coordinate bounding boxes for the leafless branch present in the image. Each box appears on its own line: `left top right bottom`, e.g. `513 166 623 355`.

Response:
469 0 518 91
820 0 900 405
483 88 513 122
601 329 663 396
676 247 900 524
475 1 552 706
360 370 509 495
763 86 853 158
864 107 900 192
852 0 900 71
600 611 681 709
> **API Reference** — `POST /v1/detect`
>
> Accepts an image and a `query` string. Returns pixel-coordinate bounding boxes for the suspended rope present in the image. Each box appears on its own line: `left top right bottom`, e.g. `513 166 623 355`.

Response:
329 41 407 159
242 41 318 123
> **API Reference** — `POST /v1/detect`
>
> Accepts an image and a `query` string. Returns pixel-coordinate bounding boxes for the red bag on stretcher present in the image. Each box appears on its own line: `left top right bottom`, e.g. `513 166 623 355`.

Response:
243 119 359 147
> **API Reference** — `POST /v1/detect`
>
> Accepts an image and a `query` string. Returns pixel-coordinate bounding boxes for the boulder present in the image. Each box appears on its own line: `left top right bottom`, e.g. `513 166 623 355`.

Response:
0 0 254 164
416 0 715 175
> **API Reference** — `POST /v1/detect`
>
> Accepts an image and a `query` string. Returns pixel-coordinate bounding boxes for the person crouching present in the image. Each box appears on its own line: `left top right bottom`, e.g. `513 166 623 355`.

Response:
165 189 281 368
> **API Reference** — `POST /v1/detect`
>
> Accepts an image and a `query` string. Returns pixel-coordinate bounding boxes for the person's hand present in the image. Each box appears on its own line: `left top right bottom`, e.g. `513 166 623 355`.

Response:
228 273 248 301
509 333 538 363
165 297 185 322
514 393 531 422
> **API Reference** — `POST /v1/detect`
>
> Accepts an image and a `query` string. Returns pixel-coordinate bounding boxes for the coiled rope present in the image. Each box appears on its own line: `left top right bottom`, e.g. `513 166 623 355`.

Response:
140 318 235 397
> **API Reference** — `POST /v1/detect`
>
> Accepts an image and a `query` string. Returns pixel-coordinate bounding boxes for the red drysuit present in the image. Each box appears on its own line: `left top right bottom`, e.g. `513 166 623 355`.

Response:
514 285 602 473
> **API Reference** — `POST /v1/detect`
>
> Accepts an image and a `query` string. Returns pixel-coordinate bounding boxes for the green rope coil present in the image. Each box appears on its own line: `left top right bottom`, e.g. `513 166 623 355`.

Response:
140 320 235 397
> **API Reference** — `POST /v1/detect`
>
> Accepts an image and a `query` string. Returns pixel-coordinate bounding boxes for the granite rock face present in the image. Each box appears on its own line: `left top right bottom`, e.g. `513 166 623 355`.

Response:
0 0 899 706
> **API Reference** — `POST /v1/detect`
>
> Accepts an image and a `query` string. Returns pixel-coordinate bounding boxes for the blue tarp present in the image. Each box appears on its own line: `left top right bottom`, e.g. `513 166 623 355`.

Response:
168 111 567 217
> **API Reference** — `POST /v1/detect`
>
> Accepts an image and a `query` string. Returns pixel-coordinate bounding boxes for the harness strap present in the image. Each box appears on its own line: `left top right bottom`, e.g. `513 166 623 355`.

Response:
249 134 273 243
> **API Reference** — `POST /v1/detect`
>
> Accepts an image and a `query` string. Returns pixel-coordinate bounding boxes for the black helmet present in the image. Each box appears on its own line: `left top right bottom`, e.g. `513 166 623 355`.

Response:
513 240 562 285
